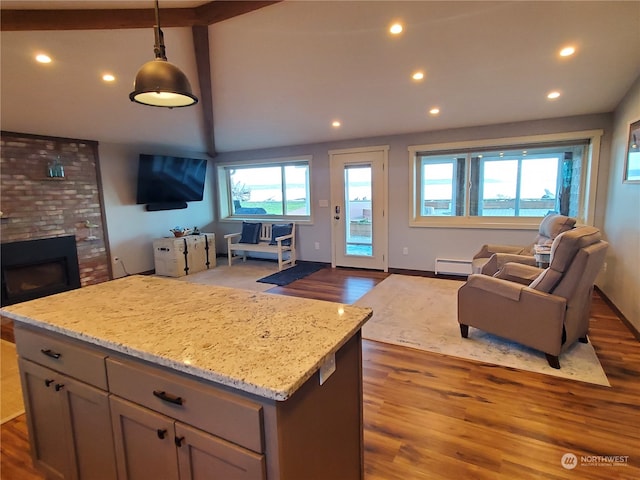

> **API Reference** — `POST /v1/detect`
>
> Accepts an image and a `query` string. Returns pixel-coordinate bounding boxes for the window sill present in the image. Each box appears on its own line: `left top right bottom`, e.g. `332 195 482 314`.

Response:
409 217 547 230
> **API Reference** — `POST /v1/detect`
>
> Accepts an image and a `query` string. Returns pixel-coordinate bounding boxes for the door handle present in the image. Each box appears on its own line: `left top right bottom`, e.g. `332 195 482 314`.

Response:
334 215 340 220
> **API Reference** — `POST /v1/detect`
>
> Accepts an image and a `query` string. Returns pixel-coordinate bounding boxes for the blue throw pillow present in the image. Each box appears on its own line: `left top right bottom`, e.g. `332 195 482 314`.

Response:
239 222 262 244
269 223 293 246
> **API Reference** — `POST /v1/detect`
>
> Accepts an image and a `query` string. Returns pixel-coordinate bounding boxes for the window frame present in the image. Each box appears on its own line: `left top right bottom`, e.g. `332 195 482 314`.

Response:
216 155 313 223
408 130 603 229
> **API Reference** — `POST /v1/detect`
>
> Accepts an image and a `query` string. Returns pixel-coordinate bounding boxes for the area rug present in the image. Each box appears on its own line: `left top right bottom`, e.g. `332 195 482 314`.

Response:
355 274 610 386
176 259 277 292
1 340 25 423
257 262 326 286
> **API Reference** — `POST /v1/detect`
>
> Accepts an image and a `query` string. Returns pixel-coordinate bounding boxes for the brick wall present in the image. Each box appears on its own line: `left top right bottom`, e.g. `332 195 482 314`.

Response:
0 131 111 286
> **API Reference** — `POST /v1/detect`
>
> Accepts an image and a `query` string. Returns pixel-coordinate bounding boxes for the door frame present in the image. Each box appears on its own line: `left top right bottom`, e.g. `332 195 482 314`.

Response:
329 145 389 272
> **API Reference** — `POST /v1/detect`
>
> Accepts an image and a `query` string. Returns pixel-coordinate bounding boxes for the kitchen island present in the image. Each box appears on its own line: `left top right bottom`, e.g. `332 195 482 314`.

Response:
1 275 373 480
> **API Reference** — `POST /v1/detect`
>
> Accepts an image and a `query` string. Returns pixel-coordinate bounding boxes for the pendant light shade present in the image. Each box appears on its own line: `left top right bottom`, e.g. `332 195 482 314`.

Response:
129 0 198 108
130 59 198 107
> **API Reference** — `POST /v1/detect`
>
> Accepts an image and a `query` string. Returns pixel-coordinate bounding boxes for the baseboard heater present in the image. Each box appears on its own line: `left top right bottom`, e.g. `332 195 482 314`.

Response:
435 258 472 276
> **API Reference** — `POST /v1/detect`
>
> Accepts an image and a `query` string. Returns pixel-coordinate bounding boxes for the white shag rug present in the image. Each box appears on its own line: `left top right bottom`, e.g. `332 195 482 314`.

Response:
355 274 610 386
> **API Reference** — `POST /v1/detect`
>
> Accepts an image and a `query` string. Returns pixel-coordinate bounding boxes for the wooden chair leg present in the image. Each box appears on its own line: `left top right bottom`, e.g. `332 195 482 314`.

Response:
459 324 469 338
545 354 560 369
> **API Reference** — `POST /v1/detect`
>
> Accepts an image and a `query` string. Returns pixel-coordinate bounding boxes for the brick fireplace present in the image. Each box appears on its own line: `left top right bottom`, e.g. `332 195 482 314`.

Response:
0 131 111 297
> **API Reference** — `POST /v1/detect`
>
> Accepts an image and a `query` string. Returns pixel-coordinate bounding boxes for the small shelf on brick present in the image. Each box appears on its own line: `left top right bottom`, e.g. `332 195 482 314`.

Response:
42 177 66 181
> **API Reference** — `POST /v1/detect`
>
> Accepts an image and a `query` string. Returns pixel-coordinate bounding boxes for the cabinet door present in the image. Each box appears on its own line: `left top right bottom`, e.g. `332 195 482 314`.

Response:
110 396 179 480
19 358 117 480
19 358 71 480
61 374 117 480
176 422 265 480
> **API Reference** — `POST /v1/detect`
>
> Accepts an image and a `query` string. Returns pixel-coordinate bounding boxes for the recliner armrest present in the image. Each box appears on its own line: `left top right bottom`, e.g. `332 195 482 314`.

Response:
494 262 543 285
465 274 524 301
473 244 528 259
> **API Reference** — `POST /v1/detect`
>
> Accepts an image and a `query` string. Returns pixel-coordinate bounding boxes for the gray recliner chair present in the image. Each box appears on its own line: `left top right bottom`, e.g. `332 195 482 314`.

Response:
472 214 576 276
458 226 608 369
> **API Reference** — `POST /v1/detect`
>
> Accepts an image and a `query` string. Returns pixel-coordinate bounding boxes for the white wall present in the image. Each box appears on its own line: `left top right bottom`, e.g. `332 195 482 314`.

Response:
213 113 612 271
600 76 640 332
97 112 617 288
99 142 215 277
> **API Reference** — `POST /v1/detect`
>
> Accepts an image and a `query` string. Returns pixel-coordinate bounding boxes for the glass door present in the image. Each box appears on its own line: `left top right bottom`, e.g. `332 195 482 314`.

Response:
330 147 388 271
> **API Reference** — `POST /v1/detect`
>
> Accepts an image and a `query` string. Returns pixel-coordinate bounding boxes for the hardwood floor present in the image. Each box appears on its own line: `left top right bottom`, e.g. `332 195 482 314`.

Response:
2 268 639 479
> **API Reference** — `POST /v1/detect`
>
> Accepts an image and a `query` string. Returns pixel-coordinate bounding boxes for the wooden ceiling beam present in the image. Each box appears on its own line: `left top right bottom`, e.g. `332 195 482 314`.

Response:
193 1 281 25
0 1 281 31
192 24 216 158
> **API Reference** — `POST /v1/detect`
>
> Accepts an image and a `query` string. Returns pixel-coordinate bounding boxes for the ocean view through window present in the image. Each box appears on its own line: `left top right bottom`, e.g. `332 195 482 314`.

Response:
217 157 312 221
409 130 602 227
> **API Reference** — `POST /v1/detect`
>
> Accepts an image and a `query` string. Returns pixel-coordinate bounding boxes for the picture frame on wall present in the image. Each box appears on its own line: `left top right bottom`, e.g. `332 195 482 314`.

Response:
623 119 640 183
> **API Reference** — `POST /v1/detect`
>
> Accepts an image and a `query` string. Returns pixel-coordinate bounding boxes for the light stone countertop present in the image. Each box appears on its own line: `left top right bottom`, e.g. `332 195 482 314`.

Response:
1 275 373 401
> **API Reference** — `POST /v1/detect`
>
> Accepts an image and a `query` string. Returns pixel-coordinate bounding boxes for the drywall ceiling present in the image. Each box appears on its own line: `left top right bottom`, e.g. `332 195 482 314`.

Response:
1 1 639 154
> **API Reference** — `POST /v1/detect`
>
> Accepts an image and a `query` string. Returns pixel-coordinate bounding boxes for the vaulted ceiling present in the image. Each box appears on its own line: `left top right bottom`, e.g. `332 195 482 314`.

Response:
2 1 639 156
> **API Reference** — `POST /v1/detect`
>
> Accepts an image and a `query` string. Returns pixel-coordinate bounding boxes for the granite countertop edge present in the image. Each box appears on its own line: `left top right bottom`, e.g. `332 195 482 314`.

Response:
3 308 372 402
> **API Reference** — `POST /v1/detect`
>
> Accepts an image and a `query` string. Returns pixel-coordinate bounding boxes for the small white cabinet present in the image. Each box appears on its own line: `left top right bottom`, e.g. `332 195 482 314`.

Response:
153 233 215 277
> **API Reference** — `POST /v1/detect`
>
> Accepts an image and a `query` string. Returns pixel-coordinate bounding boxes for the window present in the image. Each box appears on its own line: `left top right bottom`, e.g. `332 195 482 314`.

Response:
409 131 603 227
217 157 312 221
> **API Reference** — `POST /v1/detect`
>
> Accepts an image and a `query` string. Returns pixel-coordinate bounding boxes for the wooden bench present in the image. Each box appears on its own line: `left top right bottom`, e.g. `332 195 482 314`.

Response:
224 223 296 271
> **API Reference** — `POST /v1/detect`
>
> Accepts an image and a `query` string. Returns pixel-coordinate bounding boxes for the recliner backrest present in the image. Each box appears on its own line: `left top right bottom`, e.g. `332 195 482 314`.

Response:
529 226 601 294
529 225 608 345
527 214 576 253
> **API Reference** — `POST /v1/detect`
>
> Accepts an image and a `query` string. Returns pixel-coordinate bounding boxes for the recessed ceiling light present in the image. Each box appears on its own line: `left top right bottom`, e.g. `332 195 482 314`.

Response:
429 107 440 115
389 23 403 35
559 46 576 57
35 53 52 64
412 71 425 81
102 74 116 82
547 91 561 100
332 120 341 128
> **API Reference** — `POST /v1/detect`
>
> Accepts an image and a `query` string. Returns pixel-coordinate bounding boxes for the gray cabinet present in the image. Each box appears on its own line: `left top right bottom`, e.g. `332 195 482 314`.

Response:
18 358 116 480
110 396 265 480
15 324 364 480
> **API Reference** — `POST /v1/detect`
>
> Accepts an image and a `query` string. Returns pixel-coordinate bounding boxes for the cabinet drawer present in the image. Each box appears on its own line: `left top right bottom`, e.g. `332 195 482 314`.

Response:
106 357 264 453
15 326 108 390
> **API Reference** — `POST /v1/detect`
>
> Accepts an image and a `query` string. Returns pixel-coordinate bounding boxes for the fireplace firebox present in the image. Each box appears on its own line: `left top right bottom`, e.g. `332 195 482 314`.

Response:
1 235 81 306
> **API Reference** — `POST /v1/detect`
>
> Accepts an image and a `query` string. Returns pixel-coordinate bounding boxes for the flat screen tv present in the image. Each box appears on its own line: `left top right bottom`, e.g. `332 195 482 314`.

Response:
136 154 207 205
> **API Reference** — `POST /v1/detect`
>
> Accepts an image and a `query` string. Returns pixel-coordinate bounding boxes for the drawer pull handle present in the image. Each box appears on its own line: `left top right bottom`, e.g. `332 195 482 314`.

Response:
44 379 55 387
157 429 168 440
153 390 183 406
175 436 185 447
55 383 65 391
41 349 61 359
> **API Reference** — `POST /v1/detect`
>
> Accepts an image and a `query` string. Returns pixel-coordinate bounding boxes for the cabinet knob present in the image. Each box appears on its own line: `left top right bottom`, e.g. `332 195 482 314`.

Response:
44 379 55 387
54 383 65 391
157 429 168 440
175 436 185 447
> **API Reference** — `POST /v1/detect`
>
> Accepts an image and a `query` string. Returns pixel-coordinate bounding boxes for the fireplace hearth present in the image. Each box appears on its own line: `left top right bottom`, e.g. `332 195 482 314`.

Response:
1 235 81 306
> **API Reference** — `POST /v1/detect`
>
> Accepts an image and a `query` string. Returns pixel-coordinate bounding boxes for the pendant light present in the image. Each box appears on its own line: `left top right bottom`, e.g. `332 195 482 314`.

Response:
129 0 198 108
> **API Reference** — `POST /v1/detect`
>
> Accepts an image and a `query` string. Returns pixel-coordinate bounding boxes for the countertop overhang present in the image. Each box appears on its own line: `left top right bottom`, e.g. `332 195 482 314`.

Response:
1 275 373 401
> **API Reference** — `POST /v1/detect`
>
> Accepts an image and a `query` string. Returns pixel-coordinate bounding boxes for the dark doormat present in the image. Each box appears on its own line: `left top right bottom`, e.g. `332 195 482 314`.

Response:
257 262 327 286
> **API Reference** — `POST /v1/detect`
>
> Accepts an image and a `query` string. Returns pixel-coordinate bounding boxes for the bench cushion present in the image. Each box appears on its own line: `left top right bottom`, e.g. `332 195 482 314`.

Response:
269 223 293 246
239 222 262 244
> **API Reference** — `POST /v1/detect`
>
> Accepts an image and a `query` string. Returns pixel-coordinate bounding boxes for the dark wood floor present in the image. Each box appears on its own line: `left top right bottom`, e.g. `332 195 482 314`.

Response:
2 267 639 479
